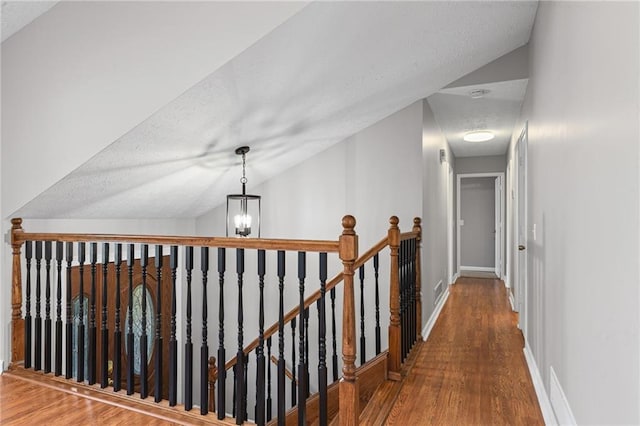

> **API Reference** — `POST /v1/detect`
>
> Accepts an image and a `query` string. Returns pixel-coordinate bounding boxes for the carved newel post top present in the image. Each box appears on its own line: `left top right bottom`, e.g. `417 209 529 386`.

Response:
341 215 356 235
11 218 22 228
389 216 399 228
413 217 422 237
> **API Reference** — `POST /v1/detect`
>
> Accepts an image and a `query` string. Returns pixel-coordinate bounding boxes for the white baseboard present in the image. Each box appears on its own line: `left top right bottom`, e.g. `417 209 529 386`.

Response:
422 286 449 341
460 266 495 272
508 291 515 311
451 272 460 284
549 366 577 425
0 360 4 374
523 343 557 425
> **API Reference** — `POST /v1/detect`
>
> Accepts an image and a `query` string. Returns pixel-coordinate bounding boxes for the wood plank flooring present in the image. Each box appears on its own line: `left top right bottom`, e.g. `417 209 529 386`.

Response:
385 277 544 425
0 374 176 425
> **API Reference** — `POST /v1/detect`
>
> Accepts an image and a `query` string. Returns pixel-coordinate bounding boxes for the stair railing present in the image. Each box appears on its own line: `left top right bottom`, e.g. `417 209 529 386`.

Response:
8 215 422 426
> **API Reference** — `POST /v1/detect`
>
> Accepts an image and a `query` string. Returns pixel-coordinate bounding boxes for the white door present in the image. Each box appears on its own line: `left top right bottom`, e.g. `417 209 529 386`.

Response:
516 125 528 334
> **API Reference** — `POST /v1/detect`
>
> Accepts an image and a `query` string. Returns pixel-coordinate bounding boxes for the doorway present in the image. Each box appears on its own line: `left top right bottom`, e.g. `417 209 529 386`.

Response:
456 172 505 277
514 123 528 334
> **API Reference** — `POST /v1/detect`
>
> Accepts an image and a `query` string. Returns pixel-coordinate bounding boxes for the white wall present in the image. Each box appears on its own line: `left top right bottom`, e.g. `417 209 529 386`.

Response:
422 100 454 318
508 2 639 423
194 101 424 409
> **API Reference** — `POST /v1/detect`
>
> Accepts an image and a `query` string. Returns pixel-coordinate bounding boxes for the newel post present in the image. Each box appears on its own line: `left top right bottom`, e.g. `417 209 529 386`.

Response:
208 356 217 413
10 218 25 364
387 216 401 380
338 215 359 426
413 218 423 338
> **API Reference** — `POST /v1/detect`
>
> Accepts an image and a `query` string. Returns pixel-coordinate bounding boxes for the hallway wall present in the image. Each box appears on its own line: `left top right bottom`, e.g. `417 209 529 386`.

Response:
509 2 639 423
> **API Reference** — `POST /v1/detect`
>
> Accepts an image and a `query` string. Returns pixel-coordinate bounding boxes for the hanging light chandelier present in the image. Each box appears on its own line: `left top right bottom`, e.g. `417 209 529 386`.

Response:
226 146 261 237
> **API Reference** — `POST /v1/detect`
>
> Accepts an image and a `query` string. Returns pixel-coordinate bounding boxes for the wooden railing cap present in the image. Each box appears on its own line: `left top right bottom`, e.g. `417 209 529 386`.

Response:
342 215 356 235
389 216 399 227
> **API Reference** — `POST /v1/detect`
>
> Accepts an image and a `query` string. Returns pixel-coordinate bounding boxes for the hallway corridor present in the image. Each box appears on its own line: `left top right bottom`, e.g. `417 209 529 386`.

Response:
385 277 544 425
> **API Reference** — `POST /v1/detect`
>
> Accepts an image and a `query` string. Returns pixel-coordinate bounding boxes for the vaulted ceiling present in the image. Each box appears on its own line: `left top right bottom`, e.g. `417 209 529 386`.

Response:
2 1 538 219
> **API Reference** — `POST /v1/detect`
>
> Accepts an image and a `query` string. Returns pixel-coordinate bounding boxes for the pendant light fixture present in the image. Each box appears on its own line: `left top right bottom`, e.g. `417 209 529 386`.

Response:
226 146 261 237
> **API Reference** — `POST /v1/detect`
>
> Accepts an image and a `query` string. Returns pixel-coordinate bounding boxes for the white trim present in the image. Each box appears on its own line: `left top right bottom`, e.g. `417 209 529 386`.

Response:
0 360 4 374
459 266 495 272
508 291 515 311
451 272 460 284
549 366 577 426
523 343 557 426
422 286 450 341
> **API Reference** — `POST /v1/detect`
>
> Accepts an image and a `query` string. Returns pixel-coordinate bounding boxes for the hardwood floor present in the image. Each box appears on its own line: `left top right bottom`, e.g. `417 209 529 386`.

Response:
0 374 176 425
385 277 544 425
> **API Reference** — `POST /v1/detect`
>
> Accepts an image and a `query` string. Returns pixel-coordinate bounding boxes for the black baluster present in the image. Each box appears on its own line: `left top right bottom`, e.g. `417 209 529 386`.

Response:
217 247 226 419
55 242 63 376
44 241 52 373
330 287 338 382
140 245 149 398
232 364 237 417
403 240 409 360
169 246 178 406
400 240 406 361
113 244 122 392
235 248 245 424
359 264 366 366
374 253 381 355
291 317 297 408
65 242 73 379
318 252 328 426
155 246 163 403
298 252 308 426
304 306 309 398
24 241 32 369
267 336 273 422
184 246 193 410
277 250 286 425
34 241 42 371
201 247 209 415
410 239 416 347
256 250 266 426
126 244 135 395
243 352 249 421
101 243 109 388
88 242 97 385
77 242 85 382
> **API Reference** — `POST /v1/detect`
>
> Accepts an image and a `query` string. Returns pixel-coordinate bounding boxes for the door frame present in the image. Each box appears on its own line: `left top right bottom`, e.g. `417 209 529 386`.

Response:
447 164 455 284
456 172 505 276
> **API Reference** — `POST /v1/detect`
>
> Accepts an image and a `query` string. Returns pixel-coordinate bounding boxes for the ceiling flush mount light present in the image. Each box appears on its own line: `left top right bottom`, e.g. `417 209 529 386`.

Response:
463 131 495 142
226 146 261 237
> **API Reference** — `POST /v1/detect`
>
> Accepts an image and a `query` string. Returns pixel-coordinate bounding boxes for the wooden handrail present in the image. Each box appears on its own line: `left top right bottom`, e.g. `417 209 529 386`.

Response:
399 231 419 241
224 236 389 371
13 230 340 253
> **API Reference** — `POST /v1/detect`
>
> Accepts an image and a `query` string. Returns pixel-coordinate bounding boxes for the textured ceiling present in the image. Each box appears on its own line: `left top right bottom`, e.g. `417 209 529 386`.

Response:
1 1 58 42
13 1 538 219
428 79 529 158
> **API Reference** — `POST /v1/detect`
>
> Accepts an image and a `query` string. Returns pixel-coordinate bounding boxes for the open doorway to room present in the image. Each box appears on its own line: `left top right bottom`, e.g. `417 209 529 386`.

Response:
456 172 504 279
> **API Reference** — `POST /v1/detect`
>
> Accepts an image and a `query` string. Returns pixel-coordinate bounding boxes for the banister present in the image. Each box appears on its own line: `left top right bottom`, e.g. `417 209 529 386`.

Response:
224 235 390 371
399 231 420 241
13 231 340 253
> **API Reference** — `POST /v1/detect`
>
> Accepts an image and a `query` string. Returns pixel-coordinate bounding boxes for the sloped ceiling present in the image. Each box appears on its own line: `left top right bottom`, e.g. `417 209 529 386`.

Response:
9 1 538 219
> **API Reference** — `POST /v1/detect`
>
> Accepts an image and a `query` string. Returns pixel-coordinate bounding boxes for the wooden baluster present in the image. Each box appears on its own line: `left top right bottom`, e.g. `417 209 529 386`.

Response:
126 243 135 395
155 246 163 403
44 241 52 373
169 246 178 406
339 215 359 426
318 252 328 426
358 264 366 366
290 317 297 408
403 240 409 360
414 218 423 346
217 247 226 419
267 335 273 421
10 219 25 365
201 247 209 415
113 244 123 392
24 241 32 369
410 238 416 347
101 243 110 388
387 217 401 380
65 242 73 379
256 249 266 426
209 356 217 412
55 242 63 376
88 242 97 385
277 250 286 425
374 253 381 356
235 248 245 424
34 241 42 371
297 251 307 425
184 246 193 410
140 245 149 399
330 287 338 383
399 240 406 361
77 242 86 382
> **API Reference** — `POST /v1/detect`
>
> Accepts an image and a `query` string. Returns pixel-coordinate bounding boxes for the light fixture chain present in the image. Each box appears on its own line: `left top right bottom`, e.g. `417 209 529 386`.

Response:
241 152 247 185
